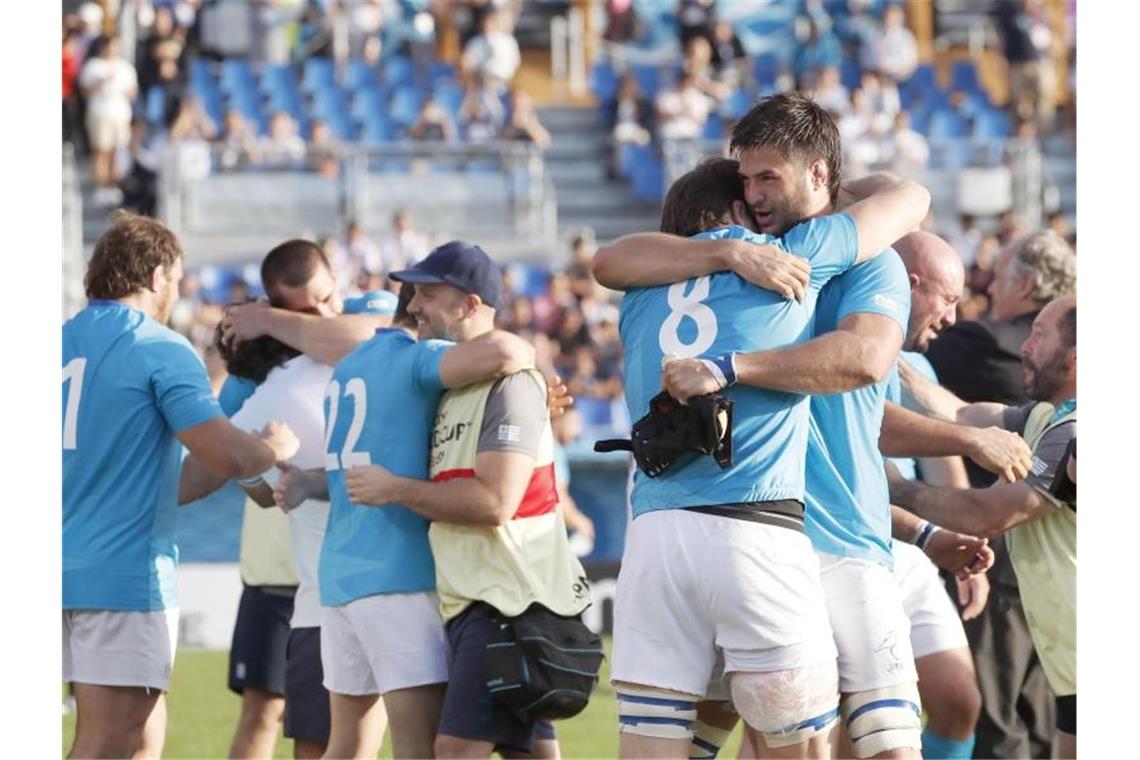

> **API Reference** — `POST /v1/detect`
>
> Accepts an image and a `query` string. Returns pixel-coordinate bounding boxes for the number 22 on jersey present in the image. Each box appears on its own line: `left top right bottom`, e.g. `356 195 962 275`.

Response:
324 378 373 471
658 276 718 358
63 357 87 450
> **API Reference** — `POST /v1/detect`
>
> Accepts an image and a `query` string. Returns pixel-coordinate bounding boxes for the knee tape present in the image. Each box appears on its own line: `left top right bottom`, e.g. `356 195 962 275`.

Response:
730 661 840 748
616 686 698 740
690 717 733 759
842 684 923 758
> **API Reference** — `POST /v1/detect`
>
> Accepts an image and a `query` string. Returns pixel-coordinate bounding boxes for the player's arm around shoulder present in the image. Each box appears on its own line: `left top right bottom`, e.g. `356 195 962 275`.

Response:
178 419 300 504
841 172 931 263
438 329 535 388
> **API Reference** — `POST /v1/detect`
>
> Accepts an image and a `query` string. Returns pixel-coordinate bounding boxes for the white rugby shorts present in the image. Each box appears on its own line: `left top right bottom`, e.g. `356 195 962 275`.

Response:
819 553 918 694
62 608 180 691
891 542 969 659
612 509 837 697
320 591 448 696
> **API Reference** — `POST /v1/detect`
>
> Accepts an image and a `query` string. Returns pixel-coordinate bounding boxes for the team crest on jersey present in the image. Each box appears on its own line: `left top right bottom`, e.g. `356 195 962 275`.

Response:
872 293 901 313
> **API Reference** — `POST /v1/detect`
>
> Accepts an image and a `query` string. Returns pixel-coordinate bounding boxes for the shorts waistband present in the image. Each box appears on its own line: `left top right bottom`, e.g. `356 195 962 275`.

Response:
683 499 805 533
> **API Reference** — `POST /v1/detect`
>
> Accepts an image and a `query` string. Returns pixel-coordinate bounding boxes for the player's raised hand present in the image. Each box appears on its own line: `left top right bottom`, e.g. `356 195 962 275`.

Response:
662 357 721 401
956 573 990 621
345 464 397 506
259 420 300 462
965 426 1033 482
924 528 994 579
274 462 310 513
546 374 573 418
221 299 272 346
727 241 811 303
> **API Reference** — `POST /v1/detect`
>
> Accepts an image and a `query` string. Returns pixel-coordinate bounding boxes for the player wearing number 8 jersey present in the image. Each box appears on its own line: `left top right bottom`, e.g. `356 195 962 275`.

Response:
277 274 536 759
597 94 930 760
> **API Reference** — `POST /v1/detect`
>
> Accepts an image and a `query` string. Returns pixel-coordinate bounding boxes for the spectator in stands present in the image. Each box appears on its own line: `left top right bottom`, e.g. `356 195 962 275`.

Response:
793 16 842 88
865 3 919 84
461 8 521 91
76 2 105 65
676 0 717 51
1048 210 1073 247
995 0 1057 131
683 36 732 104
295 0 334 61
80 36 139 203
532 271 575 335
63 25 83 147
550 407 597 554
258 111 306 168
138 6 187 109
329 221 383 282
837 86 887 174
120 119 162 216
608 72 654 147
998 210 1029 245
655 71 713 140
859 70 901 121
601 0 643 44
555 305 590 357
709 21 747 88
810 65 850 116
347 0 385 58
380 209 431 273
218 108 259 171
500 88 552 149
307 119 343 177
409 98 459 142
882 109 929 172
169 96 217 143
458 74 505 142
962 233 1001 320
949 213 985 268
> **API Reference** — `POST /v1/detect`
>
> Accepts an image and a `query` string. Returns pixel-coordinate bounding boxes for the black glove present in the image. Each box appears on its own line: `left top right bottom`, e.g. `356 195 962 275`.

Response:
594 390 733 477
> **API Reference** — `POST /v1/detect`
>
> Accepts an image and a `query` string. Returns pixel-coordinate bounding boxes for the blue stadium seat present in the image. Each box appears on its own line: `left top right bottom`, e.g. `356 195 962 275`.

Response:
720 89 753 121
752 53 781 89
973 108 1012 139
302 57 336 94
145 87 166 126
927 110 969 139
630 63 662 99
359 114 396 142
840 57 862 91
590 59 619 102
630 153 665 201
949 59 982 94
220 58 256 94
931 140 974 170
899 63 936 105
346 58 378 92
574 396 613 429
426 60 456 86
382 56 416 89
702 112 726 140
433 82 464 120
389 86 423 128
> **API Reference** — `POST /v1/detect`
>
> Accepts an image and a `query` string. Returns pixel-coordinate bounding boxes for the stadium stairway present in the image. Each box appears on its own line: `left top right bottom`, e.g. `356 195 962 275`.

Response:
538 105 662 244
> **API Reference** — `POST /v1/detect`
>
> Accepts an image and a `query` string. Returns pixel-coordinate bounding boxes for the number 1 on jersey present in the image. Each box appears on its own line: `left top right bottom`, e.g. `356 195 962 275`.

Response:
63 357 87 450
323 378 373 471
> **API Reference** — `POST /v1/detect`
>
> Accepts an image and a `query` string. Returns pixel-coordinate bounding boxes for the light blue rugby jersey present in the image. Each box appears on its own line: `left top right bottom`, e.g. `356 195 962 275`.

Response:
63 301 223 611
884 351 939 481
620 215 858 517
804 250 911 567
318 328 453 606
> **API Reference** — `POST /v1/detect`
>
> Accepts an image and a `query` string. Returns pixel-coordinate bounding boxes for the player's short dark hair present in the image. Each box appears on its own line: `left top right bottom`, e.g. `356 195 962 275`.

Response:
1057 303 1076 348
393 282 417 328
85 210 182 300
260 239 332 306
660 158 744 237
730 92 842 205
214 313 300 383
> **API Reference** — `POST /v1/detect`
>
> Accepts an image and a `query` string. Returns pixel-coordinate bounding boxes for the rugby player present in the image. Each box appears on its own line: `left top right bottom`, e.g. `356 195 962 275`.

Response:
888 295 1077 759
343 242 590 759
273 260 539 759
63 212 299 758
593 93 931 759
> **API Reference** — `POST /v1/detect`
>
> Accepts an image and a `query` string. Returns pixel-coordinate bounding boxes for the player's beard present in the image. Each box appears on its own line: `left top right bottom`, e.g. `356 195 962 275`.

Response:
1023 348 1070 402
750 180 814 236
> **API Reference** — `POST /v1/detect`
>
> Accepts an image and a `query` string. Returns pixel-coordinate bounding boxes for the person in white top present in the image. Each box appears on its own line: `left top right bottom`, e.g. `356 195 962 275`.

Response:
79 36 138 198
865 5 919 84
656 72 714 140
461 9 521 91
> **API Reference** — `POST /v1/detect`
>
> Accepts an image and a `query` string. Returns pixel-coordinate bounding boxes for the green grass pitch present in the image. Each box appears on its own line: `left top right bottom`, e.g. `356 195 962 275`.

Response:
63 639 746 758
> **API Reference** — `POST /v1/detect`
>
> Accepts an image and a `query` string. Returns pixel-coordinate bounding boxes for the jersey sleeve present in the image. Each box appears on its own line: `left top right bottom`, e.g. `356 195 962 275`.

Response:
147 336 224 433
832 250 911 335
219 375 259 418
412 339 453 393
477 372 549 457
781 212 859 289
1025 421 1076 509
1002 402 1035 434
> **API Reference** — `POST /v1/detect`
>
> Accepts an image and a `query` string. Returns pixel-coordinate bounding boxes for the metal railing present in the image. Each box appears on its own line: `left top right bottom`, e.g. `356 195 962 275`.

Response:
159 140 556 247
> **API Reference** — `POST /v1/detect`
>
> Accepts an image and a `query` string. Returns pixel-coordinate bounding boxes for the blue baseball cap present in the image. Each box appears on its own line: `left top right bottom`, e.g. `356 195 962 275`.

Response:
343 289 398 316
389 240 501 308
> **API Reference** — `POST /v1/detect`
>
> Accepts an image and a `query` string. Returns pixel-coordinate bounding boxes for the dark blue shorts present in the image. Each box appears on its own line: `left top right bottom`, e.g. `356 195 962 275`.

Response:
284 626 331 744
227 584 294 696
438 603 557 754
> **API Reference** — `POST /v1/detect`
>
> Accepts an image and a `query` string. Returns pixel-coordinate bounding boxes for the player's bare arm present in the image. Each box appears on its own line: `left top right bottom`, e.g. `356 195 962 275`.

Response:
888 475 1057 540
890 504 993 579
438 329 535 388
273 463 329 513
178 419 300 505
591 233 810 301
222 299 392 365
840 172 931 262
897 358 1006 427
879 403 1032 482
343 449 535 526
662 310 901 400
